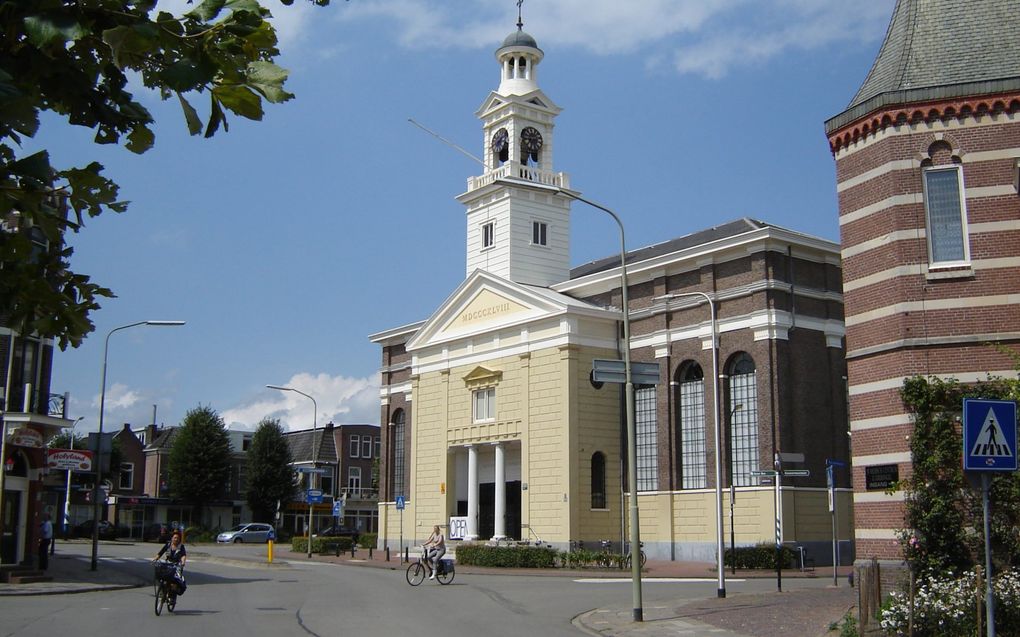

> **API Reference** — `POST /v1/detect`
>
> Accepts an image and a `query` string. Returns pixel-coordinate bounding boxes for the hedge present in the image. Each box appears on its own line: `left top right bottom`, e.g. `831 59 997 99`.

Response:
455 543 558 568
724 543 798 569
290 536 356 554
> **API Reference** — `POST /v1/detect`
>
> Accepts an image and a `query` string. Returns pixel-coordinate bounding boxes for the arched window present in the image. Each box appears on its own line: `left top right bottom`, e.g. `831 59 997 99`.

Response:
390 409 406 500
635 386 658 491
727 353 759 487
590 452 606 509
677 362 707 489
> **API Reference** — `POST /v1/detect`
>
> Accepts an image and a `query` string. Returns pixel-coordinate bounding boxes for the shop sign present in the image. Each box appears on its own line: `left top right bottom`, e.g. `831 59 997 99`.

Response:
9 427 44 448
865 464 899 490
47 448 94 472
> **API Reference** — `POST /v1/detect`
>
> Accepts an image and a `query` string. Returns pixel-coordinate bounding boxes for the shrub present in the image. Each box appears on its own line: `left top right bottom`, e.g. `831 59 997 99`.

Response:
358 533 377 549
724 543 798 570
879 568 1020 636
559 548 628 569
455 543 558 568
290 536 354 554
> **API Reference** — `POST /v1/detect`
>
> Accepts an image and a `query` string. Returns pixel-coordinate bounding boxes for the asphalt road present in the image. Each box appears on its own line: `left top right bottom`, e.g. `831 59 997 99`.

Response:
0 542 839 637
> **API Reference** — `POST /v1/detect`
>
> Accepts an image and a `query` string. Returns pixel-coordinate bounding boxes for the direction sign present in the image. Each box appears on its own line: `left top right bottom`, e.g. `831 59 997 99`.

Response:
296 467 329 474
750 470 778 477
963 398 1018 472
782 469 811 477
306 489 324 504
592 359 661 386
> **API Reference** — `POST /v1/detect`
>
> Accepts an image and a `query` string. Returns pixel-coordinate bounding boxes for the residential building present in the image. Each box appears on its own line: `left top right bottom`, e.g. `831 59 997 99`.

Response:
825 0 1020 564
334 424 380 535
372 20 852 564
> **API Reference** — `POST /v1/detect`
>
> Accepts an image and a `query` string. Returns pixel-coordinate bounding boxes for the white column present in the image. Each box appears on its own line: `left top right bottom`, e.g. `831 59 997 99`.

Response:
493 442 506 540
466 445 479 541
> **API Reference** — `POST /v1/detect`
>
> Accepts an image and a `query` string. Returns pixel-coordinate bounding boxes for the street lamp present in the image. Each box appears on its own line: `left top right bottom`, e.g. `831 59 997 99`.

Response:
495 177 644 621
655 291 726 598
92 320 185 571
63 416 84 538
266 384 317 559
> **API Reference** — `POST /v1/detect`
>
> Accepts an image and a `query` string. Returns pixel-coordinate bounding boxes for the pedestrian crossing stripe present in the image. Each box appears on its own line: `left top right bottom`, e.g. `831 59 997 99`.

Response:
971 408 1014 458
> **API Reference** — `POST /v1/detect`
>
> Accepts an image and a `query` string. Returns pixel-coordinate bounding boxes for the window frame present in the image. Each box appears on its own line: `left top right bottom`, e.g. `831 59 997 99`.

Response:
472 387 496 423
590 452 607 509
119 462 134 490
532 220 548 246
482 221 495 249
922 165 971 268
361 437 372 458
350 434 361 458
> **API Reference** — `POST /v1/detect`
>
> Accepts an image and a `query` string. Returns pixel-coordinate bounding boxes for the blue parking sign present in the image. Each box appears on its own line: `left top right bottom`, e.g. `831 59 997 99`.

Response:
963 398 1018 472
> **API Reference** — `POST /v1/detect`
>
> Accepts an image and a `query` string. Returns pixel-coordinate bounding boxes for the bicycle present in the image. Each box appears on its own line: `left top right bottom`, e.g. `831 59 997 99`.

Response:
152 560 184 615
405 548 454 585
623 541 647 570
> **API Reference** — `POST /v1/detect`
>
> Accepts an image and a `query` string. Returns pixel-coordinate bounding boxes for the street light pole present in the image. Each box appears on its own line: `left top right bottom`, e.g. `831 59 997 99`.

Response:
63 416 84 537
266 385 317 559
92 320 185 571
655 291 726 598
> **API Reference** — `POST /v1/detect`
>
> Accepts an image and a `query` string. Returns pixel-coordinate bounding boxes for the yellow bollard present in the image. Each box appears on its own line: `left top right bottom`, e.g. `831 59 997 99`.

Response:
268 540 274 564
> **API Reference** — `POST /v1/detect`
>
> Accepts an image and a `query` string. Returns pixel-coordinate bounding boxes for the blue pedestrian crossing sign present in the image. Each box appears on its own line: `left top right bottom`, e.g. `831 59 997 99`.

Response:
963 398 1017 472
395 495 406 510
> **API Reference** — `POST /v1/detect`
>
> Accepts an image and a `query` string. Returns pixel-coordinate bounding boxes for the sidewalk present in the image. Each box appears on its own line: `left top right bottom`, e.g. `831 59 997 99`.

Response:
0 543 858 637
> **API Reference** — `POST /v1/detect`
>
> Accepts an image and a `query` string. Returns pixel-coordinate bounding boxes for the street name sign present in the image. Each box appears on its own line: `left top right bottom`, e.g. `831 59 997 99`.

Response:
296 467 329 474
592 359 661 386
963 398 1017 472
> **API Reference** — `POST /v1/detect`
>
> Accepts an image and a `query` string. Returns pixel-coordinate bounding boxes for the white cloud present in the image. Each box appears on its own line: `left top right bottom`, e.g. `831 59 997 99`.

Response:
93 383 142 411
223 372 380 431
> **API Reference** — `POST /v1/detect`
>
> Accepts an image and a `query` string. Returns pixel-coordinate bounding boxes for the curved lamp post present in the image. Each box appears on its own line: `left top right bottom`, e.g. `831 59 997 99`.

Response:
92 320 185 571
655 291 725 598
266 384 317 558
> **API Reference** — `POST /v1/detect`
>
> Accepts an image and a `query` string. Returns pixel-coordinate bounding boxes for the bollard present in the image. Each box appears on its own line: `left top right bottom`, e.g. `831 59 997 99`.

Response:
386 546 390 562
335 542 340 557
351 544 356 558
405 546 409 563
268 540 274 564
368 546 373 559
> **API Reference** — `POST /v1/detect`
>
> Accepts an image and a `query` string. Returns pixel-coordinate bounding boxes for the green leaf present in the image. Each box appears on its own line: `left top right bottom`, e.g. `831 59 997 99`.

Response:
11 151 53 182
24 15 89 47
185 0 228 22
103 24 159 69
205 94 225 138
177 94 203 136
246 61 293 104
226 0 266 13
161 60 211 93
212 84 263 121
125 125 155 154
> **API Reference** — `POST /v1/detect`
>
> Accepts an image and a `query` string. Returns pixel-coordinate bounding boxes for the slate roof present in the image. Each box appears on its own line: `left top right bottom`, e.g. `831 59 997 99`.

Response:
145 427 179 452
827 0 1020 132
569 218 775 279
285 426 337 464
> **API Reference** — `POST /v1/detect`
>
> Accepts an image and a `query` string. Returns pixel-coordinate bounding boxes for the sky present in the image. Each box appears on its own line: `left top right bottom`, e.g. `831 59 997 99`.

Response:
44 0 898 436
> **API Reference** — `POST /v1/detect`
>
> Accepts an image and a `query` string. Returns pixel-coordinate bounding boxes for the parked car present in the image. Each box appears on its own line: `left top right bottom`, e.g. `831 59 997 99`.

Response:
216 523 274 543
317 525 360 544
75 519 117 540
143 522 170 543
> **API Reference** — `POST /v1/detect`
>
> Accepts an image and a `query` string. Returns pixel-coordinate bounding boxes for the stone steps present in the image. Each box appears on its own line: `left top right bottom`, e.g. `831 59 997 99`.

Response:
0 564 52 584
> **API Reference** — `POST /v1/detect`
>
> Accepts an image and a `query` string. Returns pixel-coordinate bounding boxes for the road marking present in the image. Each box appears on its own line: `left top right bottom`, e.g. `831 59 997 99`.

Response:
572 578 746 584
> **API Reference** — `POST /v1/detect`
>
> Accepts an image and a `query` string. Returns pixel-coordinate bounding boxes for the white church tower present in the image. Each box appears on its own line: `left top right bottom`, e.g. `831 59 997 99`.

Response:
456 15 571 287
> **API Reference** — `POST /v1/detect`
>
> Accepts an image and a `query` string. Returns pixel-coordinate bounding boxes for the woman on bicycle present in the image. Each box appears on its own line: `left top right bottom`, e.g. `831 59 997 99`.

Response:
154 530 187 594
423 525 445 579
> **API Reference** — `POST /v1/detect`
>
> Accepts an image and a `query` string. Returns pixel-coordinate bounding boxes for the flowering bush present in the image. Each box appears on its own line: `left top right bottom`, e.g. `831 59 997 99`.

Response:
879 568 1020 636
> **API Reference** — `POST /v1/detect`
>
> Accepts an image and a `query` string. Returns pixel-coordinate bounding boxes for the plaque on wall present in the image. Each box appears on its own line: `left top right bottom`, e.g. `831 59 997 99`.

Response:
865 464 899 490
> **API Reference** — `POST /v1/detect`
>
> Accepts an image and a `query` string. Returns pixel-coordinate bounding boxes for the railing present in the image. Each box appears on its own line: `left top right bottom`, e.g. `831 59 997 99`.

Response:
339 487 378 501
467 161 570 192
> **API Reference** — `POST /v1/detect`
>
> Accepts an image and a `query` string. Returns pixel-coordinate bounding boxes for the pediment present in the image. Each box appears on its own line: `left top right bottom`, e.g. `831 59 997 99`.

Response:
476 89 562 118
406 270 572 351
463 366 502 385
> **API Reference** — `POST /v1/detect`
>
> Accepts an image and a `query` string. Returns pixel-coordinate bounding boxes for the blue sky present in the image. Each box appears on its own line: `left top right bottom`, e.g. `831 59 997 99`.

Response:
45 0 896 435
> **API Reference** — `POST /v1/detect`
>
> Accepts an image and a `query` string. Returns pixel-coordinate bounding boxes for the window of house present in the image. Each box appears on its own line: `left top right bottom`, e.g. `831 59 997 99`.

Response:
472 387 496 422
635 386 658 491
348 466 362 493
242 437 252 451
319 471 333 495
591 452 607 509
374 436 381 459
350 434 361 458
728 353 759 487
923 165 969 265
392 410 406 499
532 221 547 246
483 222 495 249
119 463 134 490
237 465 246 494
361 436 372 458
678 363 707 489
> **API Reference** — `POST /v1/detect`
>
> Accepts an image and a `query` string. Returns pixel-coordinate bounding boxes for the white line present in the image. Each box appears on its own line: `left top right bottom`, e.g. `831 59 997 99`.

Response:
572 578 747 584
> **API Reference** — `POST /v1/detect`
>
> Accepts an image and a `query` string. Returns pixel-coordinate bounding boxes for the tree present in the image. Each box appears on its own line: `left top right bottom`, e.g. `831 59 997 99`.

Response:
168 405 232 525
1 0 330 349
246 417 294 523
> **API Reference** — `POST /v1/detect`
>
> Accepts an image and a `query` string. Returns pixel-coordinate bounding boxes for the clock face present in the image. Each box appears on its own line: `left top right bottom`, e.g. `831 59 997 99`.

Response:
521 126 543 153
492 128 509 153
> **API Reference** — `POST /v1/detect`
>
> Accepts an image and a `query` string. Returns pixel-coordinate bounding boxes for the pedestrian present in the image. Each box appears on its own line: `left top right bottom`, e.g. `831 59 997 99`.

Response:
423 525 445 579
38 512 53 570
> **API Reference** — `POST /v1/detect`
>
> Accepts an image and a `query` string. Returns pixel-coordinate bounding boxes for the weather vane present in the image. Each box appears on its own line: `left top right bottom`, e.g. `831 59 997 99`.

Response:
517 0 524 30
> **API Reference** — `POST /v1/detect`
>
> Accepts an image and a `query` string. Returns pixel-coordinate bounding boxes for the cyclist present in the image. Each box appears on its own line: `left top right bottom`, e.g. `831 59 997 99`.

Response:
423 525 445 579
154 530 188 599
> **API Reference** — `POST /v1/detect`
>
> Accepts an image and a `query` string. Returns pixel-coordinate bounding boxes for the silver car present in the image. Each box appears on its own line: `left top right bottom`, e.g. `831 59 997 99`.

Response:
216 523 274 543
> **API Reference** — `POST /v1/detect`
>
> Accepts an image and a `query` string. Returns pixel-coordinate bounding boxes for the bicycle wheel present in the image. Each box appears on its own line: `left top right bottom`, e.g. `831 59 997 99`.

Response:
437 567 454 585
639 550 647 568
168 592 176 613
406 561 426 586
154 583 165 616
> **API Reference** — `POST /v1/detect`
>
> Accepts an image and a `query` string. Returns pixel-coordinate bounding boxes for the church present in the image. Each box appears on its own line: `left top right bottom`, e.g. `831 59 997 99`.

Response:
372 17 852 564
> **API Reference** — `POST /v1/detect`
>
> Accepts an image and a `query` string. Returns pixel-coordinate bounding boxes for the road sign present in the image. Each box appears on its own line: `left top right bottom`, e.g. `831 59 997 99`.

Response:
750 470 778 477
395 495 406 510
592 359 661 386
296 467 329 474
783 469 811 477
778 452 805 464
963 398 1018 472
332 499 343 517
306 489 323 504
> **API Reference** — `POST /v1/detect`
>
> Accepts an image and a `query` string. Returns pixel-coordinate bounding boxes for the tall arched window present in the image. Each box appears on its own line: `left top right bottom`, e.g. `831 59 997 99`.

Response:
590 452 606 509
678 362 707 489
390 409 406 500
727 353 759 487
635 385 658 491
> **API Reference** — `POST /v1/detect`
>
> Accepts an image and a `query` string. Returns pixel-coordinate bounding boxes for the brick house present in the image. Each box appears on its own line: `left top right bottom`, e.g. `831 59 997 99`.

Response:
825 0 1020 564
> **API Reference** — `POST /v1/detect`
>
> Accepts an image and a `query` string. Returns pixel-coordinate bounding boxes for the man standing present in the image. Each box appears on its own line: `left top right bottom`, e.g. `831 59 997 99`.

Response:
38 512 53 570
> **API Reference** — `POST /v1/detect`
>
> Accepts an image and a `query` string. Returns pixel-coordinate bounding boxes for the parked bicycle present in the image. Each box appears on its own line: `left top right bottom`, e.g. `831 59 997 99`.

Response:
152 559 184 615
405 547 455 585
623 541 647 570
